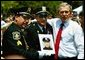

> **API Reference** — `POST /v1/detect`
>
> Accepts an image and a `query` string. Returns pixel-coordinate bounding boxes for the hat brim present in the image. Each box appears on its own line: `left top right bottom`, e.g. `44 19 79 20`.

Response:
16 12 32 19
36 11 50 18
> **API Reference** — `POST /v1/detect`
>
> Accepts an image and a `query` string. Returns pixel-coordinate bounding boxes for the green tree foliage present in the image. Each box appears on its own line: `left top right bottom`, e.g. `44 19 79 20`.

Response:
1 1 62 17
1 1 18 13
1 1 83 18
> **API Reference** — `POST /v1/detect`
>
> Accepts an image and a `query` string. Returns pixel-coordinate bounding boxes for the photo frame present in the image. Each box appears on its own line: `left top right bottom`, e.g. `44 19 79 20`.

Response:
38 34 55 55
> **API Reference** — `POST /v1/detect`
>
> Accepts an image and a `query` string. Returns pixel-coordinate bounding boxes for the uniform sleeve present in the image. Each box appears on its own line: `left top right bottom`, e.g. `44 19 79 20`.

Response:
2 29 39 59
74 24 84 59
12 46 39 59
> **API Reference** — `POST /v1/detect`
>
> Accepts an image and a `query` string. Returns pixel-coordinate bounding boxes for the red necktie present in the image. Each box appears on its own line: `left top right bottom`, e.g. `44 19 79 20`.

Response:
54 23 64 60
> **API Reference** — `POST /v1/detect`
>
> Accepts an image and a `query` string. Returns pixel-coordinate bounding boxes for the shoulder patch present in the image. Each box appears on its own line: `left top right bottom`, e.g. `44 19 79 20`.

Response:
12 31 21 40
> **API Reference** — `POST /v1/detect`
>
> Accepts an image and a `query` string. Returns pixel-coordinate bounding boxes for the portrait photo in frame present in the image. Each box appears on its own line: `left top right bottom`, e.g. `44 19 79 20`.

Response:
38 34 55 55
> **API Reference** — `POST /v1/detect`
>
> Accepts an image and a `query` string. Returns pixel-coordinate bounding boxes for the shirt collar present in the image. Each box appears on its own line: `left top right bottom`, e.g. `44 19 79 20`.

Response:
37 24 43 32
57 18 71 28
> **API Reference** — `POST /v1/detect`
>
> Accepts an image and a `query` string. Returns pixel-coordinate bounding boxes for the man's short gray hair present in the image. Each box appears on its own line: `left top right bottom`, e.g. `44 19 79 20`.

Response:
58 2 72 12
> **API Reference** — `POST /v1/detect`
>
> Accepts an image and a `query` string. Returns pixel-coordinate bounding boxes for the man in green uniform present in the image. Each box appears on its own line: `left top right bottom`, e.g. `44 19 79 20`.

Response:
26 10 54 60
2 12 39 59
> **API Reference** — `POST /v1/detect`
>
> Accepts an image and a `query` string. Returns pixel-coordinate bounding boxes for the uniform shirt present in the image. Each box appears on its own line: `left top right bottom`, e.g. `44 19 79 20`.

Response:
47 18 84 59
37 24 52 34
37 24 44 32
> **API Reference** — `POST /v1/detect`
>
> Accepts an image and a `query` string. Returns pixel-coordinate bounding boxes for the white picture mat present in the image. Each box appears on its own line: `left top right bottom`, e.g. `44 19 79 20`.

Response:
38 34 55 54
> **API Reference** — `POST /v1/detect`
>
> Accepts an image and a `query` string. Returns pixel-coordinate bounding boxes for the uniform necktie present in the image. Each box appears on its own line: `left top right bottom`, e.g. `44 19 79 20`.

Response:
54 23 64 60
42 27 47 34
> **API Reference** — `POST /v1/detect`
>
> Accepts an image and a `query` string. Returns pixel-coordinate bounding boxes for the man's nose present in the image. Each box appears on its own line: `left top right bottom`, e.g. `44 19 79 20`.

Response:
63 12 67 15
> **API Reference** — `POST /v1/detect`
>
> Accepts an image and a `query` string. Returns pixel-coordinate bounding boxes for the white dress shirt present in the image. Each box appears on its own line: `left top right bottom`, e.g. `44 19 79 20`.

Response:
47 18 84 59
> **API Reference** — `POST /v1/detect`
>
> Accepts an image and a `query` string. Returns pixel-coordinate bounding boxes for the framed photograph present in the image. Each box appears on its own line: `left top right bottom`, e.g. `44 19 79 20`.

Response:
38 34 55 55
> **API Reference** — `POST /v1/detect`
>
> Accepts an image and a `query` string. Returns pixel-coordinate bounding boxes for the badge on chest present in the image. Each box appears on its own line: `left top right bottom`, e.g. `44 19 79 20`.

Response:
12 31 22 46
12 31 21 40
